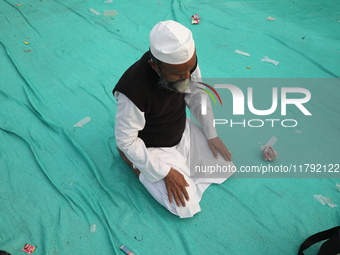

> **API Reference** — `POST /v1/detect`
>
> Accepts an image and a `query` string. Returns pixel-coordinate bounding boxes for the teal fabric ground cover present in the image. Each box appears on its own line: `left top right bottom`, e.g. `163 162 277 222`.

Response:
0 0 339 254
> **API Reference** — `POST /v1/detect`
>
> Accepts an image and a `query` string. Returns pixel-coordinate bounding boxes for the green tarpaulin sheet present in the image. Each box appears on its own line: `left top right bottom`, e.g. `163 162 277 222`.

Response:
0 0 339 254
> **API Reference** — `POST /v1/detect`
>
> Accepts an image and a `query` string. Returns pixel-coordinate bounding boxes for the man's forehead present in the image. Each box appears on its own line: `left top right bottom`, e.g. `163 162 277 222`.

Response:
162 52 197 74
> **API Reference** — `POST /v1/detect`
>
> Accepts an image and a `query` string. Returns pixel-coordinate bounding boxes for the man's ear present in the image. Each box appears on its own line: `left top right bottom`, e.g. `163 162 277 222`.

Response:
148 59 158 71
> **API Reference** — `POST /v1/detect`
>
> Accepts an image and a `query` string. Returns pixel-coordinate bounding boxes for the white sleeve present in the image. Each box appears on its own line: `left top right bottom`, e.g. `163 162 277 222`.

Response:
114 92 171 182
185 65 217 139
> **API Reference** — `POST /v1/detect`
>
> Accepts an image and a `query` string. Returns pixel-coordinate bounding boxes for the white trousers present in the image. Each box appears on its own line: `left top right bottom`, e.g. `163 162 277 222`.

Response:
139 118 235 218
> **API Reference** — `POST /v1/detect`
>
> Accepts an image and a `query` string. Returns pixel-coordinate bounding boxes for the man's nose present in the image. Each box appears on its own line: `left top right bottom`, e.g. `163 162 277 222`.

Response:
179 71 190 80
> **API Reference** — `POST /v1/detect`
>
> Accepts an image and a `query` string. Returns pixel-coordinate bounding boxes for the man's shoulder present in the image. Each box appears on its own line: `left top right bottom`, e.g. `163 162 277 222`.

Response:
113 51 157 112
114 51 155 92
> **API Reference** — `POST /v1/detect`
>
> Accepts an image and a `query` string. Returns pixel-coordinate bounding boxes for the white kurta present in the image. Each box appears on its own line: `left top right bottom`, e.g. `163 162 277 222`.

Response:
114 66 235 218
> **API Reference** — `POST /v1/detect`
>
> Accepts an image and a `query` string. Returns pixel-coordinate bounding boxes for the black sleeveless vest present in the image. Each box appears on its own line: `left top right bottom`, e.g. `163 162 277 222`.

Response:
113 51 186 148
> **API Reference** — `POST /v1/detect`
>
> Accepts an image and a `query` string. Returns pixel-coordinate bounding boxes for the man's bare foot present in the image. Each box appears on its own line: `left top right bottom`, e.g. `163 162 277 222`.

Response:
116 147 141 177
132 168 141 177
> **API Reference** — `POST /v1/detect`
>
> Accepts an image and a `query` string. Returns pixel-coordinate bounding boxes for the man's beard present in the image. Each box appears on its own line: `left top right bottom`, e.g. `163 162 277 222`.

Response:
158 76 191 93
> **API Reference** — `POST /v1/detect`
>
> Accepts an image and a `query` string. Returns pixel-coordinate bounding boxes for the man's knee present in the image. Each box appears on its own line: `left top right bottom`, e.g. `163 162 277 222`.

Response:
139 173 201 218
168 185 201 218
170 199 201 218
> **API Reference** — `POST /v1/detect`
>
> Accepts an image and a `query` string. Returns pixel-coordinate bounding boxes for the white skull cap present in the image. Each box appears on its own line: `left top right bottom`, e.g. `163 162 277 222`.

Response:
149 20 195 65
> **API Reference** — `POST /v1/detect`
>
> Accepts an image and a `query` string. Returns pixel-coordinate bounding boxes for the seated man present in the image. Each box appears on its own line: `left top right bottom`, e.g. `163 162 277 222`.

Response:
113 20 235 218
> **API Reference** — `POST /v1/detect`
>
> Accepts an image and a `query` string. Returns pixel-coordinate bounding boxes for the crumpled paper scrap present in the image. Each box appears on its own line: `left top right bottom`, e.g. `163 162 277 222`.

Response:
336 183 340 192
234 49 250 57
90 224 96 232
261 56 279 66
73 116 92 127
22 244 36 254
89 8 100 15
104 10 118 16
191 14 200 24
260 136 279 161
313 194 337 208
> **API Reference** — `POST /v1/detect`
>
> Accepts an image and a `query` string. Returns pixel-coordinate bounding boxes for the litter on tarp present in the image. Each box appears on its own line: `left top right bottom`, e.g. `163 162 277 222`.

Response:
261 56 279 66
23 41 30 45
246 66 251 69
15 4 23 6
104 10 118 16
158 2 163 5
260 136 279 161
120 245 135 255
73 116 92 127
22 244 36 254
191 14 200 24
336 183 340 192
313 195 337 208
234 49 250 56
90 224 96 232
104 0 113 3
89 8 100 15
294 130 302 133
267 16 276 20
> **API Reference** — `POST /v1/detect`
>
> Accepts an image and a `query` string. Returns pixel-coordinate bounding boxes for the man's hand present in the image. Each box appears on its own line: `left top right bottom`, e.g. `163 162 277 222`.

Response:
164 168 190 207
208 137 232 161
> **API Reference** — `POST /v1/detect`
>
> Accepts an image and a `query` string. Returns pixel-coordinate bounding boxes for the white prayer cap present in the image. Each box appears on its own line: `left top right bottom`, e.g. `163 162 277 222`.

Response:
149 20 195 65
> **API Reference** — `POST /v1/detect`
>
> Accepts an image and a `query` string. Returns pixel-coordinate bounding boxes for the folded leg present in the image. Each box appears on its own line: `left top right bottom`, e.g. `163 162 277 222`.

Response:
139 171 201 218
